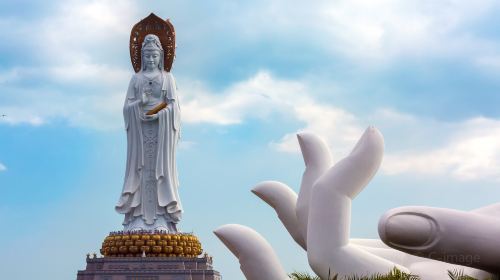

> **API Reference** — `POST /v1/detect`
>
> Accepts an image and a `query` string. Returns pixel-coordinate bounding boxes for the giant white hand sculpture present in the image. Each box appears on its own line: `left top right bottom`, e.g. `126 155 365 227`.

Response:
215 128 493 279
305 127 409 278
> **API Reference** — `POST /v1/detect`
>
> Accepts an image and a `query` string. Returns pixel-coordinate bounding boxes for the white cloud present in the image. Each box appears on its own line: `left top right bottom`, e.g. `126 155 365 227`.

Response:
0 68 22 84
270 104 362 157
317 0 495 59
14 0 496 67
0 88 125 129
381 117 500 181
179 141 197 150
180 71 307 125
3 60 500 183
475 55 500 75
2 0 500 130
234 0 498 62
1 0 500 182
37 0 135 61
47 64 130 84
5 63 500 182
0 0 136 129
179 71 364 159
277 104 500 182
193 77 500 183
0 163 6 172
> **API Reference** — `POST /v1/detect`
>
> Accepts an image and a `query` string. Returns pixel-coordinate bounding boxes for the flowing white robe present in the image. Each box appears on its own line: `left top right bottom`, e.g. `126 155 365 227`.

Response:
115 71 182 231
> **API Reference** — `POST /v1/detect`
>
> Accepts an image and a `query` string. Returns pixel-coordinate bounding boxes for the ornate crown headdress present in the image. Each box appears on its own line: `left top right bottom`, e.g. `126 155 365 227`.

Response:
130 13 176 72
142 34 164 51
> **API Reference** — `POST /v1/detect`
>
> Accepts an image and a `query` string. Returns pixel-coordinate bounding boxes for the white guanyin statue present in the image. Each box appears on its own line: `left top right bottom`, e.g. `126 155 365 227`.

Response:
115 34 182 232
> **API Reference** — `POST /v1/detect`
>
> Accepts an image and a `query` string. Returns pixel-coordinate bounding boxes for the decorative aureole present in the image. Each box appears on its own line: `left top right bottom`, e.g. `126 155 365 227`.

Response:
130 13 176 72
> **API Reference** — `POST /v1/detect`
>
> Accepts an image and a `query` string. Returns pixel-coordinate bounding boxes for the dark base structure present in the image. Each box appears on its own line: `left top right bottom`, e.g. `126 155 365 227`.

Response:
77 255 221 280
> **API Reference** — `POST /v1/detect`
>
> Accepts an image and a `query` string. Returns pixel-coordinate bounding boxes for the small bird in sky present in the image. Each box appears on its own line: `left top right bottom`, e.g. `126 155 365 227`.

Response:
1 115 6 117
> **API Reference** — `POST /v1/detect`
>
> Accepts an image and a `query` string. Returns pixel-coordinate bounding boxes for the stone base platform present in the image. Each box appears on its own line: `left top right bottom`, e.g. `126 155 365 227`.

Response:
76 255 221 280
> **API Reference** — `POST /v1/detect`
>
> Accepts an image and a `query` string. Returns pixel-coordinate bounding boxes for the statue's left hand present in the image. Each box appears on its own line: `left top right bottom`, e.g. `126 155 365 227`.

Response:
143 113 159 121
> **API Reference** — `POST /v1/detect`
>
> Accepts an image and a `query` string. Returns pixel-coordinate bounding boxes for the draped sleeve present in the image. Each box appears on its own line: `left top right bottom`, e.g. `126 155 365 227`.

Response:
124 75 139 130
162 71 181 132
116 74 144 214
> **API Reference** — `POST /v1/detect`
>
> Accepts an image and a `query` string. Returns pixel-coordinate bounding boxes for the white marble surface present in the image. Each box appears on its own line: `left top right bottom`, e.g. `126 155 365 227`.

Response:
216 128 493 279
115 34 182 232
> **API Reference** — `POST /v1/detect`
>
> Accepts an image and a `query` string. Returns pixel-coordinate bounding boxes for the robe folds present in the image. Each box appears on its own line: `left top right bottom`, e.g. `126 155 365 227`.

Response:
116 71 182 231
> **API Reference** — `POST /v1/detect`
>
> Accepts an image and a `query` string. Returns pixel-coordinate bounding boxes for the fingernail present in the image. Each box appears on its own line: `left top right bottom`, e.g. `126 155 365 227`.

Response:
384 214 435 248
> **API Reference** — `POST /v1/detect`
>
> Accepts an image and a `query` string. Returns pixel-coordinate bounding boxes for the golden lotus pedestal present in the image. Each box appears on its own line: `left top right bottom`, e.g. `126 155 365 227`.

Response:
76 232 221 280
100 232 204 258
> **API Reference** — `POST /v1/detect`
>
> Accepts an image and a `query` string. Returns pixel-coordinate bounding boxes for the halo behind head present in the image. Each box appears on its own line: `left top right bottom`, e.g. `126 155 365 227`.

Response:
130 13 175 72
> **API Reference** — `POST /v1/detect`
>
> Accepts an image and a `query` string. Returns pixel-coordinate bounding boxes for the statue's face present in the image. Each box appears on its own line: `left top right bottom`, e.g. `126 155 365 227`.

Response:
143 49 161 70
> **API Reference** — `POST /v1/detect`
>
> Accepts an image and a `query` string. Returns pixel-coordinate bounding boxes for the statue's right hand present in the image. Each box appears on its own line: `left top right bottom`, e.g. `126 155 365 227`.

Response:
141 92 149 104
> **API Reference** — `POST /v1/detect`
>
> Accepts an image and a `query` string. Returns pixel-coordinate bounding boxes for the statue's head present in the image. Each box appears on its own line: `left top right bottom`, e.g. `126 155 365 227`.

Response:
141 34 164 71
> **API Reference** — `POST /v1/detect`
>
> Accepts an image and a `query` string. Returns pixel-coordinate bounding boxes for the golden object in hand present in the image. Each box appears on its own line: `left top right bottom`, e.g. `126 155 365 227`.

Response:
146 102 168 116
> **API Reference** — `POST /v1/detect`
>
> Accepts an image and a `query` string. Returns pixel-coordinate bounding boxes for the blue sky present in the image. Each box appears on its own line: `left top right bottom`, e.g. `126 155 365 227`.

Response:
1 0 500 279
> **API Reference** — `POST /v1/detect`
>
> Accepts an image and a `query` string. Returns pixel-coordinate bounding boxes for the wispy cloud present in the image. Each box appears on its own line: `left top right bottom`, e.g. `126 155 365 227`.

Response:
179 141 197 150
0 0 135 129
273 103 500 182
0 88 125 129
180 71 364 158
189 72 500 182
0 163 6 172
381 117 500 182
4 63 500 182
1 0 500 183
229 0 499 62
181 71 306 125
1 0 500 130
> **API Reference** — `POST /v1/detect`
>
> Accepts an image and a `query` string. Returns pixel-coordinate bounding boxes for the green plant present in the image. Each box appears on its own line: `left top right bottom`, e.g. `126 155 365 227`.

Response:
290 268 418 280
291 267 499 280
289 271 321 280
448 269 478 280
342 268 419 280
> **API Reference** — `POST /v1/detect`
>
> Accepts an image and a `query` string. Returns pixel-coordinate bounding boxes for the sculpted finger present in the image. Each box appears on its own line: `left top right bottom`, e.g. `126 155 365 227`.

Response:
214 224 290 280
313 126 384 200
351 238 391 249
307 244 408 279
296 133 333 242
379 206 500 272
297 132 333 170
360 246 415 267
308 127 384 248
306 127 398 278
252 181 306 250
471 202 500 217
351 239 416 266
